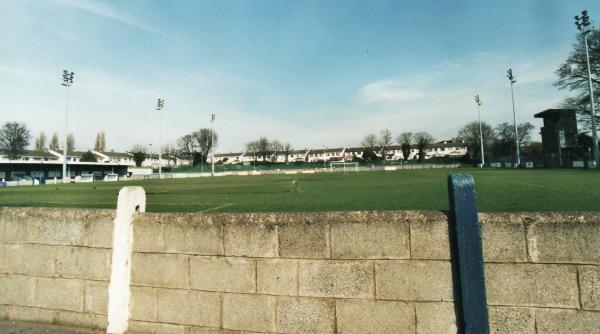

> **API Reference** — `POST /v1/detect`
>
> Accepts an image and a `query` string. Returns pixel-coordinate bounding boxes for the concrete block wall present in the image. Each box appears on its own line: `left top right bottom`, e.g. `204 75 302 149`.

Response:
479 213 600 334
1 207 599 333
0 207 114 331
126 211 456 334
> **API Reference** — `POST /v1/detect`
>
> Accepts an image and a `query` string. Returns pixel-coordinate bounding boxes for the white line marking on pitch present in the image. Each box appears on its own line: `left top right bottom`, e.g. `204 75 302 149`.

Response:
201 203 233 212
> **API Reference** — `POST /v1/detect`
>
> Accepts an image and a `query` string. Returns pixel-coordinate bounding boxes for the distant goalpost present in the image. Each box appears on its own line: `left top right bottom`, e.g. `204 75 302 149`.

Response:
329 161 359 173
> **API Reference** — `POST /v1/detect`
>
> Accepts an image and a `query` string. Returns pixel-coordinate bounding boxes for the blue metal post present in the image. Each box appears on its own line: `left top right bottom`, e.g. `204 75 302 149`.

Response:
448 173 489 334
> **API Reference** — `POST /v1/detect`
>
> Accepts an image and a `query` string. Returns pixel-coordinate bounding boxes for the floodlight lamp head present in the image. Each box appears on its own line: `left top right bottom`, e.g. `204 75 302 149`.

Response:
575 15 580 21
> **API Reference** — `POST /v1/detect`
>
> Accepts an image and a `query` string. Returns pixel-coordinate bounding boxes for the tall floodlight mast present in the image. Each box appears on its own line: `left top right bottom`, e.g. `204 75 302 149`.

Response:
575 10 598 167
507 69 520 167
61 70 74 183
156 98 165 179
210 114 216 176
475 94 484 168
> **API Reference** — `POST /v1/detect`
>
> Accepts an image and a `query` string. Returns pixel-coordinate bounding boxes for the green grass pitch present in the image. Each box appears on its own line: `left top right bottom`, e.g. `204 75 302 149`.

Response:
1 169 599 213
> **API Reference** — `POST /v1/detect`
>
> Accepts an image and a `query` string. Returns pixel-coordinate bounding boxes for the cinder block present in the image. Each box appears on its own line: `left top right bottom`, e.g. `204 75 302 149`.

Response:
163 221 223 255
130 286 158 321
222 293 276 332
127 320 185 334
276 297 335 334
580 265 600 310
415 302 457 334
8 244 56 276
278 222 330 259
6 305 55 324
85 281 109 315
0 245 7 273
84 217 114 248
488 306 535 334
131 253 189 289
527 221 600 264
0 275 35 305
224 223 277 257
55 310 107 331
33 277 85 312
331 221 409 259
257 259 298 296
56 246 111 280
298 260 373 298
133 220 163 253
190 256 255 293
536 309 600 334
481 220 527 262
375 261 453 301
2 218 41 243
185 327 223 334
410 219 450 260
38 219 87 246
336 299 414 334
485 263 578 308
158 289 220 327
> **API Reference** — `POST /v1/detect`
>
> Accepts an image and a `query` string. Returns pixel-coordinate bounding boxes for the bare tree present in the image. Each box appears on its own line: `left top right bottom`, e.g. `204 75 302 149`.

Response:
130 144 147 167
94 131 106 151
67 133 75 152
270 140 283 162
49 133 60 151
256 137 271 160
282 142 293 163
396 132 413 160
35 132 47 151
191 128 218 164
492 122 535 158
245 137 283 162
555 29 600 133
361 133 377 150
0 122 31 159
379 129 393 159
456 121 495 160
245 140 260 162
414 132 435 162
177 134 196 162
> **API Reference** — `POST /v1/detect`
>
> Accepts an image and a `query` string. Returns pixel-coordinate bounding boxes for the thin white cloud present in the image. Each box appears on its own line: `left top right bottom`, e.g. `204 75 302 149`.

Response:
55 0 169 38
360 79 428 103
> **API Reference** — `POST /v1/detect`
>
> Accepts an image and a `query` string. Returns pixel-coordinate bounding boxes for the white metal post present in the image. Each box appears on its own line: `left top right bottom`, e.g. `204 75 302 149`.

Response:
62 85 69 183
157 99 163 179
575 10 598 167
510 82 520 167
584 34 598 167
210 114 215 176
475 95 484 168
61 70 73 183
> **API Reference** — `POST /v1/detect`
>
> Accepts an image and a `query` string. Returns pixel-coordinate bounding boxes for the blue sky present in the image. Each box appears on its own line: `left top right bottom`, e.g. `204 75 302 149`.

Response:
1 0 599 152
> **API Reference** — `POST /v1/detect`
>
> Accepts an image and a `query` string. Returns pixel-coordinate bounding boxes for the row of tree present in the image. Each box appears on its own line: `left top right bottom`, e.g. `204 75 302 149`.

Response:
0 122 109 160
30 130 106 153
245 138 292 163
361 130 435 162
456 121 535 161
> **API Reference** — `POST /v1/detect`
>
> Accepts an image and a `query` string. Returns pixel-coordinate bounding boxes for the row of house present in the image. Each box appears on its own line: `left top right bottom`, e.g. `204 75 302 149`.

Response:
213 140 468 164
0 140 467 180
0 149 189 168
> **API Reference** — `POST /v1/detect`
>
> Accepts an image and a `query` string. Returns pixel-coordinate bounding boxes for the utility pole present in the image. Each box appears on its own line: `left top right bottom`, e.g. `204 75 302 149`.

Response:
507 69 520 167
210 114 216 176
61 70 74 183
575 10 598 167
475 94 485 168
156 99 164 179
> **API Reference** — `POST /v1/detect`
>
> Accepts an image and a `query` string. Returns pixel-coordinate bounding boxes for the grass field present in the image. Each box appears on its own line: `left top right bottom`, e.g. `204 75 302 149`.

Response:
1 169 599 213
